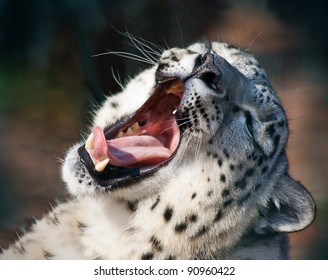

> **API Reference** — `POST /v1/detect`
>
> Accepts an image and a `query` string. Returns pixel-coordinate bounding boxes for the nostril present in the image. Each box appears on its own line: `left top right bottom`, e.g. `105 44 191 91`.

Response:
199 72 219 90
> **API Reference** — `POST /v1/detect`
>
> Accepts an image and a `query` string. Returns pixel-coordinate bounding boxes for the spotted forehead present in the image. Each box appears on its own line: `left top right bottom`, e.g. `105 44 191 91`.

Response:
159 42 267 83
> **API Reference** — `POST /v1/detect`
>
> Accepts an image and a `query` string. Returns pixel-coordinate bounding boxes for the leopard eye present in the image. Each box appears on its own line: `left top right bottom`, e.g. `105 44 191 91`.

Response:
194 54 203 67
244 111 254 139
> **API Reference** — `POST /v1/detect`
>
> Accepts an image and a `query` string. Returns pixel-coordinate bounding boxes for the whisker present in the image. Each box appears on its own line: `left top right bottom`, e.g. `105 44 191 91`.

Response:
92 51 154 65
125 35 162 57
126 41 160 59
123 30 164 54
174 15 184 48
246 29 265 51
110 67 124 90
161 36 170 50
125 40 158 64
179 130 194 159
195 130 203 158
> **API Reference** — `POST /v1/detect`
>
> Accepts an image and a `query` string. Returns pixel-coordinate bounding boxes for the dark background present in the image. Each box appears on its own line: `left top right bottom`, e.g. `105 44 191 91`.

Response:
0 0 327 259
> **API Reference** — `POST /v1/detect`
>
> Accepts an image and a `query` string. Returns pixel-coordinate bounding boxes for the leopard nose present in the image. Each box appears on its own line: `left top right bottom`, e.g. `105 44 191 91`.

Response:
190 52 222 89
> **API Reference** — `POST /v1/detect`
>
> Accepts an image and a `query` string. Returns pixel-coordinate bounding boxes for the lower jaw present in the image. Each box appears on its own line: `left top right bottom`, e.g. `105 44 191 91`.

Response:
77 140 180 190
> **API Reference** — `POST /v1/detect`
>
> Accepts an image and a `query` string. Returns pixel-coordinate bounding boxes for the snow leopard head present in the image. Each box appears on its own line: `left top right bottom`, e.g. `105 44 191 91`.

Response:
62 41 315 234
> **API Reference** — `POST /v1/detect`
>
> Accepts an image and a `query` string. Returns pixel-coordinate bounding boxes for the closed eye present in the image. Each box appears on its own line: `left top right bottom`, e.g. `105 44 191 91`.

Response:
244 110 254 139
194 54 203 67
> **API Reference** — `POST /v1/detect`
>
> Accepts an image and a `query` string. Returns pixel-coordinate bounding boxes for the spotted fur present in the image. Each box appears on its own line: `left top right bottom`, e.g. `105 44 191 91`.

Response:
0 41 315 259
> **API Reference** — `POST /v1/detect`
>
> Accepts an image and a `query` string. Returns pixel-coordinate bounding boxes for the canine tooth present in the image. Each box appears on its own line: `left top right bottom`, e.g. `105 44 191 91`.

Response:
95 158 109 172
85 133 94 150
131 122 140 131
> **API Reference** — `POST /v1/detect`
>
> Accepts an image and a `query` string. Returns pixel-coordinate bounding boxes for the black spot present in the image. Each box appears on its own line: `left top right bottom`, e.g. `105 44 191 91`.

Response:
257 156 264 166
218 158 223 167
234 178 247 189
207 177 211 182
158 63 169 70
78 179 82 184
164 255 176 260
208 139 213 144
44 251 54 260
192 225 209 239
226 43 237 49
164 207 173 222
214 209 223 222
189 214 198 222
150 236 163 252
229 164 235 171
77 221 88 231
171 55 179 62
255 184 262 191
270 135 281 157
220 174 226 183
223 149 230 158
110 101 119 109
207 190 213 197
266 124 276 137
141 252 154 260
223 198 233 207
150 196 160 211
221 188 230 197
175 222 188 232
127 200 138 212
277 121 285 127
245 168 254 177
266 96 271 103
237 192 252 206
232 106 240 113
261 166 268 174
191 193 197 199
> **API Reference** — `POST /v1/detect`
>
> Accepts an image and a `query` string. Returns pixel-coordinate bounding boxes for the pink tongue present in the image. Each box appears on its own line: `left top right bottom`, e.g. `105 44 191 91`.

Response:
108 136 171 167
91 126 170 167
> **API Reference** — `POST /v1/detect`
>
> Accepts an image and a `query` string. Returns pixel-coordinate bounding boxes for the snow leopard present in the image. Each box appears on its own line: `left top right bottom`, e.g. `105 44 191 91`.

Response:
0 40 315 260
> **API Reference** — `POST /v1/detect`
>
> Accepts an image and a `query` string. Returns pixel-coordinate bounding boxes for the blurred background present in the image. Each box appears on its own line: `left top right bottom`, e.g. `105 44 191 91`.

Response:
0 0 327 259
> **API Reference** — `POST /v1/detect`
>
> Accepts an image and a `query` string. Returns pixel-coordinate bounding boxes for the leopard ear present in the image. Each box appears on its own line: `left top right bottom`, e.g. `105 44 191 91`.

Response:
255 175 316 234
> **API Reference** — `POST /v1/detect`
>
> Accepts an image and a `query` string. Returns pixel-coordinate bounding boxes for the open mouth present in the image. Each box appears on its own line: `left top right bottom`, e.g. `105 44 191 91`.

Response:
78 78 184 188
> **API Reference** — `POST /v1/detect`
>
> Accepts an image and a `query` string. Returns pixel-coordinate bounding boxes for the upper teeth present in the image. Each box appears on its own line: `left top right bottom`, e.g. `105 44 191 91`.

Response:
85 132 94 150
131 122 140 131
117 122 141 138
